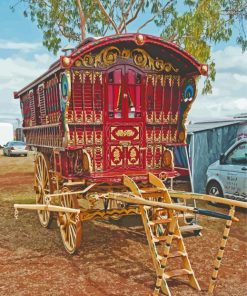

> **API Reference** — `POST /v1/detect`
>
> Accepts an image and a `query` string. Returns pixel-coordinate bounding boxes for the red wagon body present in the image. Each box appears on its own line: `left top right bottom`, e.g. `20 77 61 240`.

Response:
14 33 207 183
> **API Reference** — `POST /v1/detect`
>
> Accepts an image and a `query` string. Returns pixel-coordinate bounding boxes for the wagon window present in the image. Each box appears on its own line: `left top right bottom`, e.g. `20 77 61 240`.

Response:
108 69 122 118
127 69 142 118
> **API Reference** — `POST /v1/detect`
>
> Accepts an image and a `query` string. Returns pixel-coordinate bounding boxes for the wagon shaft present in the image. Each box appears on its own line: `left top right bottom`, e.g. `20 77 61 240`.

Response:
170 191 247 209
14 203 80 214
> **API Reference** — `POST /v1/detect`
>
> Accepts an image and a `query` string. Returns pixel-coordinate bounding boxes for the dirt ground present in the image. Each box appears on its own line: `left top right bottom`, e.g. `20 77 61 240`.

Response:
0 151 246 296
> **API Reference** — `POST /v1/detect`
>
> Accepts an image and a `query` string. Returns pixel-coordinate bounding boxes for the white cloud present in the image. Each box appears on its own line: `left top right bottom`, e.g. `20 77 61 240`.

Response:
189 46 247 121
0 40 42 51
233 74 247 83
0 52 54 118
0 54 54 88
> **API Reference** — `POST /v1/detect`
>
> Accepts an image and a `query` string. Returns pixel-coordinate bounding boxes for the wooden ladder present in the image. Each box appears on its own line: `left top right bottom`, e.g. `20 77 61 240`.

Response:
123 173 201 296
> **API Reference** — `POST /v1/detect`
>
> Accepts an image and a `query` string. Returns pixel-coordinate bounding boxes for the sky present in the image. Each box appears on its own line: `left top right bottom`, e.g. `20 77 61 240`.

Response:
0 1 246 128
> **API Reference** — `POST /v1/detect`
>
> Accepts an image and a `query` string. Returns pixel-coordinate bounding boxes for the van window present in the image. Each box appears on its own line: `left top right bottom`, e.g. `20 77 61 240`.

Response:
225 142 247 165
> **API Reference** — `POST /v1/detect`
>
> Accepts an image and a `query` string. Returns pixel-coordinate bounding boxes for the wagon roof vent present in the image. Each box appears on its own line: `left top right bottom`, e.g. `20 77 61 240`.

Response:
61 44 74 56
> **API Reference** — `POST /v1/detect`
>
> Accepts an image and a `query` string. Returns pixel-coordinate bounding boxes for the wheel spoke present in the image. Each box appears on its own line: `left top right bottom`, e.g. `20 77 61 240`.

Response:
35 154 52 228
58 191 81 254
70 224 76 239
69 228 74 247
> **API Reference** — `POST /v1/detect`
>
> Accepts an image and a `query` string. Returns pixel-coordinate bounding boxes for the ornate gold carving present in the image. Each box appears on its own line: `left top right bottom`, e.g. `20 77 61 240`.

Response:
122 49 131 59
93 72 103 84
113 149 120 161
94 146 103 171
81 54 93 67
154 129 162 142
83 71 93 83
75 46 179 73
76 131 84 145
73 71 82 82
111 146 123 166
94 131 103 145
128 146 139 165
74 111 83 123
147 74 155 85
116 129 134 137
146 130 153 143
134 127 140 140
75 59 82 67
147 111 154 123
94 111 103 123
110 126 139 140
84 111 93 123
130 149 136 160
170 112 178 124
154 112 162 123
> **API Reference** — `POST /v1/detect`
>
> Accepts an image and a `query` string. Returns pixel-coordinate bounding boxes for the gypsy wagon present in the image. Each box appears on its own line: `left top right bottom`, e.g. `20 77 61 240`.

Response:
14 34 246 296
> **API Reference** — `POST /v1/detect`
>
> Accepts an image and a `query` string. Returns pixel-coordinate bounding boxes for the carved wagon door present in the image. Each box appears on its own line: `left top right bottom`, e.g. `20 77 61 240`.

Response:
105 65 146 171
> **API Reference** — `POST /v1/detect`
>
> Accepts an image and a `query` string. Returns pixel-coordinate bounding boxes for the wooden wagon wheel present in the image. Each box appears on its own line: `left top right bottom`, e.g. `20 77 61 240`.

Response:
57 188 82 254
34 152 53 228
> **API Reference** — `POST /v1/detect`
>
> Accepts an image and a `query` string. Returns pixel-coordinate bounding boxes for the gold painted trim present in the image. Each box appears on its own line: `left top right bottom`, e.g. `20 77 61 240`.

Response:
75 46 179 73
62 70 71 147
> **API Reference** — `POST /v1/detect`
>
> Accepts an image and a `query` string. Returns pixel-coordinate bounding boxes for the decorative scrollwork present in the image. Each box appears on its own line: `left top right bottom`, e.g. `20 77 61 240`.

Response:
75 46 179 73
115 129 135 137
101 46 120 66
122 49 131 59
132 49 148 68
82 54 94 67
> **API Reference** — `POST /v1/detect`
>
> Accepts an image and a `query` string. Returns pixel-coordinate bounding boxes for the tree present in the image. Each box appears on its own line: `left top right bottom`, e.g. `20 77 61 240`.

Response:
11 0 246 93
162 0 247 93
11 0 176 53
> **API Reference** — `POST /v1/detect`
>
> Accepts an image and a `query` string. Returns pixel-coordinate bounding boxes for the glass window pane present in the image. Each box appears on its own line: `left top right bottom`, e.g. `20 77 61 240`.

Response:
225 143 247 165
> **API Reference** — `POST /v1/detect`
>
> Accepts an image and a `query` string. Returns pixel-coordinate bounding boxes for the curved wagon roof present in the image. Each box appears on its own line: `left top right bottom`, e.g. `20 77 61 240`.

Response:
14 33 207 97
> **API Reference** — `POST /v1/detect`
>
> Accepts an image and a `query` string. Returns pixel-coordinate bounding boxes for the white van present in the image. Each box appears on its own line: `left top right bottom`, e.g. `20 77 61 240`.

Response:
206 139 247 202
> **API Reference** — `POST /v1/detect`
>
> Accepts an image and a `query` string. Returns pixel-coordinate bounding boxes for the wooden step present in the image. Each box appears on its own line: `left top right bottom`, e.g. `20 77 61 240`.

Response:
180 224 203 233
168 251 187 258
157 251 186 261
149 218 172 226
153 234 181 243
164 268 192 279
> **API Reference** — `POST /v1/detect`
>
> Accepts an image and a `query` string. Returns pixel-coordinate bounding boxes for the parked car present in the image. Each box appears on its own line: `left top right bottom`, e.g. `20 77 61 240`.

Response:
206 139 247 202
3 141 28 157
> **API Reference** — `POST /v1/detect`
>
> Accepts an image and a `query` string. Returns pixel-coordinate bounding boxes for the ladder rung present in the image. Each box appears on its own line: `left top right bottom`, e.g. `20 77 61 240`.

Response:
168 251 187 258
157 251 186 261
180 224 203 233
149 218 172 226
153 234 181 243
164 268 192 279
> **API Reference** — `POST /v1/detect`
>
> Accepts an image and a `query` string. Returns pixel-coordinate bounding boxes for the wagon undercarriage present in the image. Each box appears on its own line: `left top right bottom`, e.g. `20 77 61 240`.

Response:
14 152 246 296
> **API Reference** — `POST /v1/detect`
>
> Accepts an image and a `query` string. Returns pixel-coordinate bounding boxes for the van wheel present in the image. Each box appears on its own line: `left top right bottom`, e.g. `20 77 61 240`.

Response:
206 181 223 204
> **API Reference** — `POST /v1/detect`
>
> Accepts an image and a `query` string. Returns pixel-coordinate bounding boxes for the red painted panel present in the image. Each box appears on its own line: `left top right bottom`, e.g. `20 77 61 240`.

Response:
104 65 146 172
